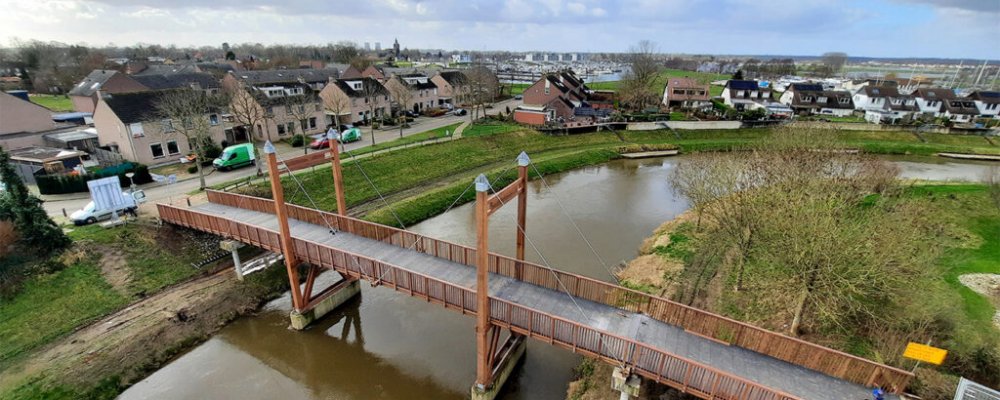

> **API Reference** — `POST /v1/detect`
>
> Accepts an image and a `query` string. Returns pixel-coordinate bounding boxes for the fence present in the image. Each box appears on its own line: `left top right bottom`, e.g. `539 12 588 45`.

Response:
157 201 800 400
196 190 913 392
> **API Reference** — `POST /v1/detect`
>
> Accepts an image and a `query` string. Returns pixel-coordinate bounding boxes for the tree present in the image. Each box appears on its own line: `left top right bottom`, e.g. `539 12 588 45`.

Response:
387 77 414 137
359 78 388 146
618 40 660 112
819 52 848 78
332 42 360 64
323 88 351 134
283 86 320 154
466 65 498 121
732 69 744 80
349 55 373 71
0 147 69 251
224 79 267 144
155 89 224 190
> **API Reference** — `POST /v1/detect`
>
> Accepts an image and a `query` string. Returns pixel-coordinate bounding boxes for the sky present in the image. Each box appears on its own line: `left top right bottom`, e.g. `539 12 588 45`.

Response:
0 0 997 59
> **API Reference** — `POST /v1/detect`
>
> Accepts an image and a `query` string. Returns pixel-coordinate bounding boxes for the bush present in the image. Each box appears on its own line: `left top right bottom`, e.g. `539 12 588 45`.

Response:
35 163 153 195
288 134 306 147
187 165 199 174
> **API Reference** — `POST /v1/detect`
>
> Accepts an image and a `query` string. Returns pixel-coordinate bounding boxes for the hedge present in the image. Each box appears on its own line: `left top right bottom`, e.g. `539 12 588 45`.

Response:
36 163 153 195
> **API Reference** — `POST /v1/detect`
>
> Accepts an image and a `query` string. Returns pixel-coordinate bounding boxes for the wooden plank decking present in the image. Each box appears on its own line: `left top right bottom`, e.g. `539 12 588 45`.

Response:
162 197 902 400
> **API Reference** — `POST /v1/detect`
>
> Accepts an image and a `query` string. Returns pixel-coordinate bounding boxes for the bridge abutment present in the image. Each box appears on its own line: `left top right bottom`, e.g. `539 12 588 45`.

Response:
470 335 527 400
611 366 642 400
289 278 360 330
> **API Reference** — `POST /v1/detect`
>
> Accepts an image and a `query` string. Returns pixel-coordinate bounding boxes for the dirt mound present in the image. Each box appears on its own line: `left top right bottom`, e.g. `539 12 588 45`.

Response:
959 273 1000 329
99 249 131 294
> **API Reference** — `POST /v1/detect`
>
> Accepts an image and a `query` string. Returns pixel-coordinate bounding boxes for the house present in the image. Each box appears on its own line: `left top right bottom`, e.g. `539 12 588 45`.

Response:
92 91 228 166
0 90 58 150
967 91 1000 119
383 74 440 114
318 77 391 125
513 70 597 125
852 85 919 123
941 97 981 123
662 78 711 111
431 71 469 106
912 88 954 118
67 70 148 113
721 80 772 111
223 70 334 141
340 65 386 82
779 83 855 116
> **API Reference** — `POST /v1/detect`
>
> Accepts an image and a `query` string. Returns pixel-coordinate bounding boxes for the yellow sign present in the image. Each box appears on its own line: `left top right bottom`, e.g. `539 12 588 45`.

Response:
903 342 948 365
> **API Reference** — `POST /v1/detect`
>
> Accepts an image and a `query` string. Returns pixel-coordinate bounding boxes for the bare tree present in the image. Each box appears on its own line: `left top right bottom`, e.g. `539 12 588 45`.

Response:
387 77 414 138
465 65 498 122
819 52 848 78
619 40 660 112
223 80 267 143
155 89 224 190
359 78 388 146
283 86 319 154
323 88 351 132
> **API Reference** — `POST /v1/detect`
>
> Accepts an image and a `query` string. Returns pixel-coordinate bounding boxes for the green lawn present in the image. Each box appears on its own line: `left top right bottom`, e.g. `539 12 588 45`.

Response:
347 122 462 157
0 261 127 363
29 94 74 112
510 83 531 96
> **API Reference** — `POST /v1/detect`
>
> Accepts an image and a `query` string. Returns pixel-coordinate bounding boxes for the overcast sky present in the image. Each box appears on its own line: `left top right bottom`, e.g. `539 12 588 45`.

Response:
0 0 997 59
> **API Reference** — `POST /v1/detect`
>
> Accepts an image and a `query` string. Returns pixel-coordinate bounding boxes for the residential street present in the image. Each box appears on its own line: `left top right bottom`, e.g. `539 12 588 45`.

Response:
41 98 521 219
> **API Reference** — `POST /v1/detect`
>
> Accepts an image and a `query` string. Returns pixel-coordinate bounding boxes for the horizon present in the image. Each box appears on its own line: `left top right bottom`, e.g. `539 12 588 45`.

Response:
0 0 998 60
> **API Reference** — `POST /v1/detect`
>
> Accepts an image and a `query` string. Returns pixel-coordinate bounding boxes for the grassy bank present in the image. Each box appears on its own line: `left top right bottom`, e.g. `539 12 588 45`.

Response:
348 122 463 157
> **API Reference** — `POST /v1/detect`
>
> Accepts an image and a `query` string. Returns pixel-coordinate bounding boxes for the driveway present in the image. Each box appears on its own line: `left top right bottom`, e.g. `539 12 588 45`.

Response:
41 98 522 219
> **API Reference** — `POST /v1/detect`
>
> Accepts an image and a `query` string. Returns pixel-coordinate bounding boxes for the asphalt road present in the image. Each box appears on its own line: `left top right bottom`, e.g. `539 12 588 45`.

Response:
42 98 521 220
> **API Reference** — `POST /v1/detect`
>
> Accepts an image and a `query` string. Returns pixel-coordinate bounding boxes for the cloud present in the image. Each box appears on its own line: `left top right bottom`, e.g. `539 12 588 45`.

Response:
891 0 1000 13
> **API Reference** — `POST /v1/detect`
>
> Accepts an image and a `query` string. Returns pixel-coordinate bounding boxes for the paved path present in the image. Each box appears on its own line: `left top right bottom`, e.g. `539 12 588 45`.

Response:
41 98 521 220
186 200 895 400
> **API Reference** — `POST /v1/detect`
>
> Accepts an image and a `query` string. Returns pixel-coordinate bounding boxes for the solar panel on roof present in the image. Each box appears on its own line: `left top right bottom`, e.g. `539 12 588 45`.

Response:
980 91 1000 98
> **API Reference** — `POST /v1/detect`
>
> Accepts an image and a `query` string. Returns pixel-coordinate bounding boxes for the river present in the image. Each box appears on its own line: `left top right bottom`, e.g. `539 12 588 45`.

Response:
118 155 994 400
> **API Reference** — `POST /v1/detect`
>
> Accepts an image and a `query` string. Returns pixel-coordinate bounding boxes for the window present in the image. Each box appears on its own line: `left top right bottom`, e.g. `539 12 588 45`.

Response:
256 125 263 136
300 119 307 131
277 124 286 135
285 104 292 113
150 143 165 159
298 105 306 113
166 140 180 155
266 106 274 114
673 89 684 95
801 96 813 102
839 97 850 104
161 119 175 132
129 123 145 137
287 122 295 134
209 114 219 125
315 102 321 112
309 117 317 129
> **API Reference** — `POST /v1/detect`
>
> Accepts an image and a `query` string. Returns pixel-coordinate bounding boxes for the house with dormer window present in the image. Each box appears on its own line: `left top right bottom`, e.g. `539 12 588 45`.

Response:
721 80 772 111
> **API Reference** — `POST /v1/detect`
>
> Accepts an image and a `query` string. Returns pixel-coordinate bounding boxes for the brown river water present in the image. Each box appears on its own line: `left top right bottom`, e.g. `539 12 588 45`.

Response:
118 155 994 400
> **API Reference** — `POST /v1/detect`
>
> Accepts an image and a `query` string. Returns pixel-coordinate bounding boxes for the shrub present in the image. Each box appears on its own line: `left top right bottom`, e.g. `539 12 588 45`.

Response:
35 163 154 195
288 134 306 147
187 165 199 174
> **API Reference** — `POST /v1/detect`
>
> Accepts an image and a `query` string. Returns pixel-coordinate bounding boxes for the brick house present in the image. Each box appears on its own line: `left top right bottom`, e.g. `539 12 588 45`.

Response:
318 77 391 125
662 77 711 111
222 70 335 141
383 74 440 114
92 91 227 166
513 70 594 125
431 71 469 106
68 70 148 113
779 83 855 116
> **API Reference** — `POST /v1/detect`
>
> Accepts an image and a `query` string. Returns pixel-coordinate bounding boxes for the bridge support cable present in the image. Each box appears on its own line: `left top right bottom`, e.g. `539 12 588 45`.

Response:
341 148 408 230
528 163 619 284
476 158 627 368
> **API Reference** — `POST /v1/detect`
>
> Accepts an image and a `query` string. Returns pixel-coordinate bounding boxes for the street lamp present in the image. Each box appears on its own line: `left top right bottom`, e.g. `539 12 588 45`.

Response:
125 172 135 192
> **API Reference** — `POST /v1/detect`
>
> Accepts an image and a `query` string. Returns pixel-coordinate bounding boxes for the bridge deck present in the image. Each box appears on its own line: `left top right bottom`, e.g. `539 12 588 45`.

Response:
192 202 888 400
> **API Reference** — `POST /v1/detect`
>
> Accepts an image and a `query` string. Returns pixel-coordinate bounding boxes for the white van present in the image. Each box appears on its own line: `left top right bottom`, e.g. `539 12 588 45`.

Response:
71 190 147 225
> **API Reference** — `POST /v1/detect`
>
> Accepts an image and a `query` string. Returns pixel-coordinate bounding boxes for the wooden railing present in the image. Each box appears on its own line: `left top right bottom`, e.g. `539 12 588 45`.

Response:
196 190 914 393
157 202 799 400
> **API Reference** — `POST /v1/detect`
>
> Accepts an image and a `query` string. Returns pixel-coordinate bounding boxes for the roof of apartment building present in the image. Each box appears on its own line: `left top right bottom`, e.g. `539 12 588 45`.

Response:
103 91 170 124
666 78 710 101
968 91 1000 104
332 77 389 98
232 68 341 86
725 80 761 91
861 85 901 98
68 70 131 97
913 88 956 100
133 63 200 76
943 99 981 115
133 72 221 90
395 74 438 90
436 70 468 86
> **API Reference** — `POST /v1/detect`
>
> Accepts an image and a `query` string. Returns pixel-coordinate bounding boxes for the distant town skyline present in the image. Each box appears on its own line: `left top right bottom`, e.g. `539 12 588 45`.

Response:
0 0 997 59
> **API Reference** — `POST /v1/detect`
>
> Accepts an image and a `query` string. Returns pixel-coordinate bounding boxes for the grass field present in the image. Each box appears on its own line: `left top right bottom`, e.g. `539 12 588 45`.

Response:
347 122 462 157
29 94 74 112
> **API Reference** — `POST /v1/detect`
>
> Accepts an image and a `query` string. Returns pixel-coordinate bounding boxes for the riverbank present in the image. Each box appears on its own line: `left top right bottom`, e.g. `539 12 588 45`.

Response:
568 183 1000 398
0 222 289 399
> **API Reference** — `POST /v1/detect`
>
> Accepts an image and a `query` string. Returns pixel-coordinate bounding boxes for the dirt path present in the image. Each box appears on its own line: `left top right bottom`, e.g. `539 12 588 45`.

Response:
0 264 283 395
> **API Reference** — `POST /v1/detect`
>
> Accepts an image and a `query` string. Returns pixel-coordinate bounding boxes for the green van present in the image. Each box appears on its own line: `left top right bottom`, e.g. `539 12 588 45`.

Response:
213 143 256 171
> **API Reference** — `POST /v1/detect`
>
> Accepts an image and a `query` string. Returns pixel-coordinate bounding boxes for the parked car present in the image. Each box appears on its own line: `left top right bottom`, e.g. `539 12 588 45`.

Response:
213 143 256 171
71 190 147 225
404 110 419 118
453 108 467 116
514 94 523 100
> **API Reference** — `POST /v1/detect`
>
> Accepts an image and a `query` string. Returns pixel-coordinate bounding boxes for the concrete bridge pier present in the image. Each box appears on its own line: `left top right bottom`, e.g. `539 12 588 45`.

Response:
289 276 360 330
612 366 642 400
470 334 527 400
